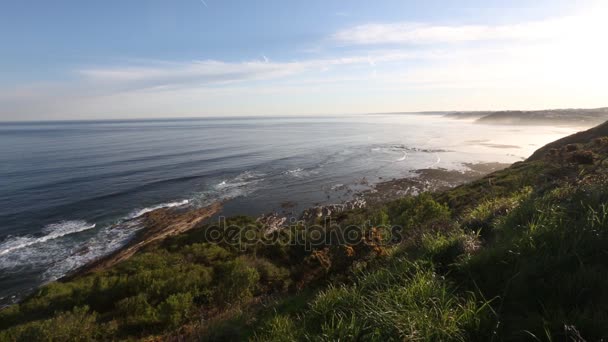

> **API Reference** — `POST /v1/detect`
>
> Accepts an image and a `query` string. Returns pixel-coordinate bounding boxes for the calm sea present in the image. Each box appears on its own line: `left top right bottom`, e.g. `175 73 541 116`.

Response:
0 114 578 304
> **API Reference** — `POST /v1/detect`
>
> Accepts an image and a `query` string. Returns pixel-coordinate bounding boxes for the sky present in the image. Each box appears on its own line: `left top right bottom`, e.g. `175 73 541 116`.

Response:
1 0 607 121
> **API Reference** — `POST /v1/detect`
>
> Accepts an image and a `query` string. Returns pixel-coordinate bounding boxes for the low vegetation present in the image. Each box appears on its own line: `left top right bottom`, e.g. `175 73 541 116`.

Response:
2 122 608 341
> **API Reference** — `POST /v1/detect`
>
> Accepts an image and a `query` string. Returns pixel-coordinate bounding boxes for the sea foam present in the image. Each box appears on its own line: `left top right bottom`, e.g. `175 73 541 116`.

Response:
127 199 190 219
0 220 96 257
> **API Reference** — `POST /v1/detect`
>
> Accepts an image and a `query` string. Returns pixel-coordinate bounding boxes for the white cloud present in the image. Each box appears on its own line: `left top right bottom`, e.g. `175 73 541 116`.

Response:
332 17 576 45
80 60 306 85
76 52 429 90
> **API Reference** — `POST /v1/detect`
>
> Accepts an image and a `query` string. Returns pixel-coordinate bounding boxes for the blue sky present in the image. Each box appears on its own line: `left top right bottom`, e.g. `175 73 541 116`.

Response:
1 0 606 120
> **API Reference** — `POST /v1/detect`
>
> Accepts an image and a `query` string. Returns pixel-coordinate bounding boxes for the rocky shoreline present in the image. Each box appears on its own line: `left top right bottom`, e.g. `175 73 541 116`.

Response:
64 162 509 278
257 162 509 230
63 202 222 280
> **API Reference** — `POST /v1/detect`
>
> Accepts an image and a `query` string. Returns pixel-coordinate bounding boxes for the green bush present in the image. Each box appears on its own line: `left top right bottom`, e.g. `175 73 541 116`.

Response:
158 292 194 329
0 306 105 342
181 243 231 264
115 294 157 328
215 259 260 305
249 258 291 293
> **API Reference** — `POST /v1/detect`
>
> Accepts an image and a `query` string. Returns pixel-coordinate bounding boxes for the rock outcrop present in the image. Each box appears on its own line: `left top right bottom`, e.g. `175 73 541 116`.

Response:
64 202 222 278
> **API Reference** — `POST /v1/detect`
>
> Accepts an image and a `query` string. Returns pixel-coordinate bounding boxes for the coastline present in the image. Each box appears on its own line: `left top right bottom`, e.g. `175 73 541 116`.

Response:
63 161 510 279
62 202 222 280
361 162 510 206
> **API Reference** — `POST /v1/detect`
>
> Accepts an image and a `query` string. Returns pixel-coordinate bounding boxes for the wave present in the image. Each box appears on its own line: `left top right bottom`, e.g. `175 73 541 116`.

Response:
431 154 441 167
330 183 345 191
0 220 96 257
0 196 195 288
42 219 144 282
192 171 265 206
396 151 407 162
127 199 190 219
282 167 321 178
217 170 265 188
283 168 304 177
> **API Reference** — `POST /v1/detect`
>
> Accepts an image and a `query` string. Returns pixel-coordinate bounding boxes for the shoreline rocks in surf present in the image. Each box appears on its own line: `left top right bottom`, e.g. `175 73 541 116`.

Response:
61 162 509 280
258 162 511 229
63 202 222 280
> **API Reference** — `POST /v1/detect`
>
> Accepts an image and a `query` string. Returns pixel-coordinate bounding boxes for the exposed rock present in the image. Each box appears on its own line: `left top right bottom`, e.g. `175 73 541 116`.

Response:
362 163 510 206
299 198 366 225
256 212 288 233
64 202 222 279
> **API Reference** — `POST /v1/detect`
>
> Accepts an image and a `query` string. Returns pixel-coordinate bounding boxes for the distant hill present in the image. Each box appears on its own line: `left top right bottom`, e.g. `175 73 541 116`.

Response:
445 107 608 126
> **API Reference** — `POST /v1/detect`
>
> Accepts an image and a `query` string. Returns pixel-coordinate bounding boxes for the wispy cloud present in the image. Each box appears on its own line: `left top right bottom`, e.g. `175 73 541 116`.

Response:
77 52 427 90
79 60 306 85
332 18 574 45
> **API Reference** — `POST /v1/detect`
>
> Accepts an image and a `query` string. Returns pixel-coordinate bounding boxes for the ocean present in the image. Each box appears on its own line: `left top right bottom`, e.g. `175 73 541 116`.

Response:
0 114 578 304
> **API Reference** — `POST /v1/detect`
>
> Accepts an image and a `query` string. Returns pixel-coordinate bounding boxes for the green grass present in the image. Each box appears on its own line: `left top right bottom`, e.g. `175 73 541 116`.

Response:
254 259 492 342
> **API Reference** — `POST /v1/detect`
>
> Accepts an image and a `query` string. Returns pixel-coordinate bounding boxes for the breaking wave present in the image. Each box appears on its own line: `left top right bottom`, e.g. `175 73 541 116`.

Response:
192 170 266 206
0 196 194 287
0 221 96 257
127 199 190 219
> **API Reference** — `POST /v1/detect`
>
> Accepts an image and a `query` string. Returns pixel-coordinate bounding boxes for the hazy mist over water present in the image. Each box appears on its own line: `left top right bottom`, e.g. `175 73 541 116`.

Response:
0 114 579 304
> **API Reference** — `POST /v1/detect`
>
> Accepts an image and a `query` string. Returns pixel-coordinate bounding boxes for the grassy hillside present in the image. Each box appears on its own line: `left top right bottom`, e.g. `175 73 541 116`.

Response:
2 123 608 341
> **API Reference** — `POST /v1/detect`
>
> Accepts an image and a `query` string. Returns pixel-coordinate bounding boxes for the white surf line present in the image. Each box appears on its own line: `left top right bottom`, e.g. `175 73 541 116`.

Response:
428 153 441 167
396 151 407 162
0 223 96 256
128 200 190 219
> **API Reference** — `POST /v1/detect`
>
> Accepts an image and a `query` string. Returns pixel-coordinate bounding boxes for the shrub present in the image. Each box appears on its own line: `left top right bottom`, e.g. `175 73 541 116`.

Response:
248 258 291 293
0 306 103 342
115 294 157 328
215 259 260 305
569 150 595 164
181 243 231 264
158 292 194 329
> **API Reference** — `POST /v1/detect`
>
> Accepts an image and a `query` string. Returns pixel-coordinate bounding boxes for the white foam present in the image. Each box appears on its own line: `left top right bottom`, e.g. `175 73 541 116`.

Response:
430 154 441 167
283 168 319 178
193 171 265 206
284 168 304 177
215 171 265 189
0 198 194 285
127 199 190 219
330 183 345 190
0 221 96 257
42 219 144 282
234 170 265 181
396 151 407 162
